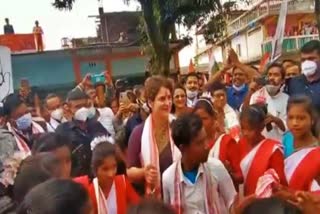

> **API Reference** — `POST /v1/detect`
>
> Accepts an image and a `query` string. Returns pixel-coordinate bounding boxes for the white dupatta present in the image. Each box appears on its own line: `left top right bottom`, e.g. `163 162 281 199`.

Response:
93 178 117 214
7 121 45 155
285 147 320 191
224 105 240 141
141 115 181 195
208 134 225 159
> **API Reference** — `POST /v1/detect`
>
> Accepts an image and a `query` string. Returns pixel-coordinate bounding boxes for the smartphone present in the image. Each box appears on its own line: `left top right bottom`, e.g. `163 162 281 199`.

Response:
119 92 130 106
91 73 105 85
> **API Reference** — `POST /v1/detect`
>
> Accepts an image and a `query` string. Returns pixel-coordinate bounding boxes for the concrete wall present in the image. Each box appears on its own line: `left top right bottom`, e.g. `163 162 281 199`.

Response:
11 49 147 97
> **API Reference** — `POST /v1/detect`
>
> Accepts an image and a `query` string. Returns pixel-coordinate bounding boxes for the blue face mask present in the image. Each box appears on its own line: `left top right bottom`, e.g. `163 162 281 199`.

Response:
15 113 32 130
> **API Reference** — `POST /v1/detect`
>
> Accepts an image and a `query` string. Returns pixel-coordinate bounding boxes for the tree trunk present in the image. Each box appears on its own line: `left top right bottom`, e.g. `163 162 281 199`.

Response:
316 0 320 39
152 47 171 76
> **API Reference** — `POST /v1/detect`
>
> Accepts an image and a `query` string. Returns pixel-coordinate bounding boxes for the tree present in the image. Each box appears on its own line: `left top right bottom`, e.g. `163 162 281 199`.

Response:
315 0 320 39
53 0 222 76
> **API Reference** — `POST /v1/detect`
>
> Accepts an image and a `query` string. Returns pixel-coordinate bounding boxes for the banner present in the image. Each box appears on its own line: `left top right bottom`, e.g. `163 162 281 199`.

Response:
0 46 13 102
0 34 36 53
271 0 288 62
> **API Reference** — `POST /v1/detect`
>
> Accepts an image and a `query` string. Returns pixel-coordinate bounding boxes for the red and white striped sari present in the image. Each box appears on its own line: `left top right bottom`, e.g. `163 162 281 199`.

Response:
240 139 282 195
224 105 240 141
140 115 181 198
208 134 234 161
7 121 45 155
285 147 320 191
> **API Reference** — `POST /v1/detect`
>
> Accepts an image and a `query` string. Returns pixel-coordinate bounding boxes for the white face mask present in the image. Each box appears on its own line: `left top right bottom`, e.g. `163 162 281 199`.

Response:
233 84 246 91
51 108 63 121
302 60 317 77
74 107 89 122
15 113 32 130
265 84 281 96
186 89 198 99
87 106 96 119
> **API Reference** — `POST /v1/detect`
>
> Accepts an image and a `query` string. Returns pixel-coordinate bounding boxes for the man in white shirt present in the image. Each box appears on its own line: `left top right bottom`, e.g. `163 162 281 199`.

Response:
249 63 288 141
184 73 200 108
163 113 236 214
44 94 65 132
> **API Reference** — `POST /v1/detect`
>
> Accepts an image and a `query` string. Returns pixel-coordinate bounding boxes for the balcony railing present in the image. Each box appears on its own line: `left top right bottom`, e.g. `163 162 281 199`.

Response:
262 34 319 55
227 0 314 36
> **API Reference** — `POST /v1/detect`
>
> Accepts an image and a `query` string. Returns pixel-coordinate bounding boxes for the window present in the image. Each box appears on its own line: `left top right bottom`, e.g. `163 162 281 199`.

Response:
236 44 241 57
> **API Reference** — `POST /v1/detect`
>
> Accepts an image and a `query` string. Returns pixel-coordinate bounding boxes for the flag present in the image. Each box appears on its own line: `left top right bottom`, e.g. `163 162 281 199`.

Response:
259 52 270 74
271 0 288 62
188 59 195 73
208 51 220 79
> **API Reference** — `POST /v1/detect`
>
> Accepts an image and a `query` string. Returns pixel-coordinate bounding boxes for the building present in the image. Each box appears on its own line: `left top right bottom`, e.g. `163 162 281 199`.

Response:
1 7 182 97
196 0 318 67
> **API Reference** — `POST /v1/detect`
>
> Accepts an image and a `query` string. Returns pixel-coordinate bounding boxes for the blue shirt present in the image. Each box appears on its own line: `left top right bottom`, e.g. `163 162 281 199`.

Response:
227 84 249 110
183 168 198 184
287 75 320 113
282 131 294 158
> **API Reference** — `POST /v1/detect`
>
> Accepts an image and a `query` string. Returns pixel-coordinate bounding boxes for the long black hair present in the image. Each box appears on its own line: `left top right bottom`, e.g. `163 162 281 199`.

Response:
17 179 90 214
287 95 318 136
171 84 186 114
89 141 118 181
32 132 72 154
193 97 216 117
240 104 267 129
13 153 61 203
242 197 301 214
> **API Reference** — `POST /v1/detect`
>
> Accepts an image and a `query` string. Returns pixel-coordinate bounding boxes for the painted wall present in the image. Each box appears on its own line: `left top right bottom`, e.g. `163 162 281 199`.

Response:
0 46 13 101
231 33 248 61
112 57 147 78
12 51 75 90
11 49 148 98
212 46 223 63
247 27 264 59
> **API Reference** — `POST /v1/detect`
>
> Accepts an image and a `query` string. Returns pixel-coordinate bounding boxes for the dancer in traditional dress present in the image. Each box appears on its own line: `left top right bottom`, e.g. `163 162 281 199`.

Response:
75 141 139 214
193 98 241 185
285 96 320 191
239 104 287 196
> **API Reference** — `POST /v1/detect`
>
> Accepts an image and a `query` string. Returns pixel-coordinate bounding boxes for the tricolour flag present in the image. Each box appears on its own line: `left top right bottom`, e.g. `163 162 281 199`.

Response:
271 0 288 62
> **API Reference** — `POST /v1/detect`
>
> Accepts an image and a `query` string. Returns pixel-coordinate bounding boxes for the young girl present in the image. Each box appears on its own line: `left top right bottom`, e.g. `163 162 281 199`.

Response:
285 96 320 191
193 98 241 183
74 141 140 214
239 104 287 196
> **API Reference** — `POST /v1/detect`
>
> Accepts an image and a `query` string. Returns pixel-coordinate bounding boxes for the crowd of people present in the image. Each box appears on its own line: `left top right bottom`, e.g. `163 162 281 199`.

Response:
1 39 320 214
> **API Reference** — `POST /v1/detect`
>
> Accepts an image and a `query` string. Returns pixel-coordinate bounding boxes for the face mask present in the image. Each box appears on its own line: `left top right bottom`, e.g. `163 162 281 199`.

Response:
16 113 32 130
232 84 245 91
186 89 198 99
74 107 88 122
87 106 96 119
302 60 317 77
265 84 281 96
51 108 63 121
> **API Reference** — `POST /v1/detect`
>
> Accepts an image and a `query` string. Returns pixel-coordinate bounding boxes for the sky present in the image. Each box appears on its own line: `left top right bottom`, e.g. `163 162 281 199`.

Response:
0 0 195 66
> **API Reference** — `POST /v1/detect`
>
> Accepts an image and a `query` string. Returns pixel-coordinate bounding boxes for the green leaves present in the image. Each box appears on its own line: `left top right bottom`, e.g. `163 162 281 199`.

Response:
52 0 76 10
